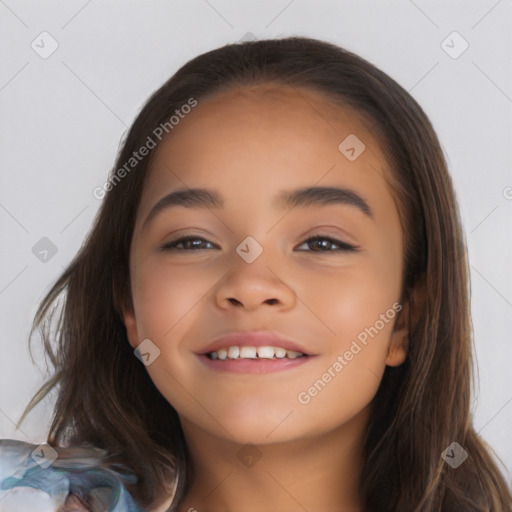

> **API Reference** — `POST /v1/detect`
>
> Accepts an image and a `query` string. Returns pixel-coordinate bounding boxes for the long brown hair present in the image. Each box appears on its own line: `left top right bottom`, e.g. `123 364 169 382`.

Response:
18 36 511 511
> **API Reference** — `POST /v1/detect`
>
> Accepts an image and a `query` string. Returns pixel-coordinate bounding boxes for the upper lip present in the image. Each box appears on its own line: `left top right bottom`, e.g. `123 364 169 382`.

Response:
198 330 313 356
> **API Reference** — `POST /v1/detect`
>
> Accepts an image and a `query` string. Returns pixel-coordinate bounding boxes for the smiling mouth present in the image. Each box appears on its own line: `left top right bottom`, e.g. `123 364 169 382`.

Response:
207 345 306 360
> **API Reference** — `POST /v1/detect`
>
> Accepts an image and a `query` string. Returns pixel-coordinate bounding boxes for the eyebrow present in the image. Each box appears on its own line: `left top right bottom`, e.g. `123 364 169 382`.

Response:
142 186 373 227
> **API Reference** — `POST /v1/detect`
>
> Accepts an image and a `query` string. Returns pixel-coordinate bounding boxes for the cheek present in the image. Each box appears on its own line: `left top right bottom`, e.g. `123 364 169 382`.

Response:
292 262 400 403
129 264 209 412
300 258 401 345
131 263 212 339
292 272 399 431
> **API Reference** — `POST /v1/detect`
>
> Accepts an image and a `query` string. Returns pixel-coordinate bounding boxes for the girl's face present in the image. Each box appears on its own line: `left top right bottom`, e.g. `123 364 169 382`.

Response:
123 84 409 444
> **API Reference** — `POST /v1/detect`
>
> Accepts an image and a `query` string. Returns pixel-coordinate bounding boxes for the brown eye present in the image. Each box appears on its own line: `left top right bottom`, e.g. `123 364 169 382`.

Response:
160 236 218 251
296 235 358 253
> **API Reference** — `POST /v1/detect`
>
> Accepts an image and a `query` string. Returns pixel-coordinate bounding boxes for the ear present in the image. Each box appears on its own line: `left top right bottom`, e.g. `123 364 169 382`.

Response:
122 301 140 351
385 277 425 367
385 300 409 367
112 264 139 350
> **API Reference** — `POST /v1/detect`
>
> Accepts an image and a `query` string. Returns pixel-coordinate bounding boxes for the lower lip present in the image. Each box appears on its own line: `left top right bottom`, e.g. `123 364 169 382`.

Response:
197 354 312 374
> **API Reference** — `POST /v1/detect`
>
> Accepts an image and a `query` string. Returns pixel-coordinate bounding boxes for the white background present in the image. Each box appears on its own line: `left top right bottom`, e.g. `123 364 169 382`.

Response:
0 0 511 482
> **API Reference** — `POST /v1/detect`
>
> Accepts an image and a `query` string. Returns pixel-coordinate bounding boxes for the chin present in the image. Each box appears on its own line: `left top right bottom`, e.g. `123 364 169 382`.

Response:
211 401 317 444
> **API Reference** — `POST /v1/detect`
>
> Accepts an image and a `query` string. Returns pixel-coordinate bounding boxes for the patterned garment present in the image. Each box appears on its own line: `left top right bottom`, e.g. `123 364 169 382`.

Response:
0 439 146 511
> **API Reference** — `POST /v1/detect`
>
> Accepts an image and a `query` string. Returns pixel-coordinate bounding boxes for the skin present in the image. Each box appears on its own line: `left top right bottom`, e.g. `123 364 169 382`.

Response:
122 84 410 512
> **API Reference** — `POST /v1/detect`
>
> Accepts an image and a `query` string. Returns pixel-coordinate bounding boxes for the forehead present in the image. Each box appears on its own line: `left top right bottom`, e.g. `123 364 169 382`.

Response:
166 83 374 151
152 83 384 170
135 84 397 233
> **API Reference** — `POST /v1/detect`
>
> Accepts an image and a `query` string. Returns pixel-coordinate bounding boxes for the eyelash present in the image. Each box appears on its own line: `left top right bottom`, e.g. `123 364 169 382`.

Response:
160 235 359 253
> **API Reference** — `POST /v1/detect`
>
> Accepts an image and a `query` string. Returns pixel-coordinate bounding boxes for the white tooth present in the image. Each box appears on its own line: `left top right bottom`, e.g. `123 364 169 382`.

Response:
257 346 275 359
210 351 218 359
240 346 257 358
217 348 228 360
228 346 240 359
274 347 286 358
286 350 302 359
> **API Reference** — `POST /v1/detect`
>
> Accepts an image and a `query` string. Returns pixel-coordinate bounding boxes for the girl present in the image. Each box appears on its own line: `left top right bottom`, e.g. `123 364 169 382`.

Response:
1 36 510 512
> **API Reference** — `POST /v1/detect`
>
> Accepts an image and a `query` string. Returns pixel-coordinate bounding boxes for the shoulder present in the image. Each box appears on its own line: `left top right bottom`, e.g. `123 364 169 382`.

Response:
0 438 145 511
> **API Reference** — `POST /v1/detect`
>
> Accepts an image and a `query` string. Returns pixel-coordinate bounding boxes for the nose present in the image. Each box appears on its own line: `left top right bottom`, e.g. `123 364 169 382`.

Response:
214 255 297 312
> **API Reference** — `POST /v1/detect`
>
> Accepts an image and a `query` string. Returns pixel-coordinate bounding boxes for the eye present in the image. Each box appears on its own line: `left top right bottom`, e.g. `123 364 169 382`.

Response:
160 235 358 253
160 236 218 251
296 235 358 253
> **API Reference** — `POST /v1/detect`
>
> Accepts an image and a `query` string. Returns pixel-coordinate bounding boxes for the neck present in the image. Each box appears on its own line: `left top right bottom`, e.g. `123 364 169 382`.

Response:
172 407 369 512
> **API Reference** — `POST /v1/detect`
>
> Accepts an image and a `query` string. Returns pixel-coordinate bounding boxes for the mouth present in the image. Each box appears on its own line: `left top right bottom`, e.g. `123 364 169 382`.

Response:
196 330 314 374
207 345 306 360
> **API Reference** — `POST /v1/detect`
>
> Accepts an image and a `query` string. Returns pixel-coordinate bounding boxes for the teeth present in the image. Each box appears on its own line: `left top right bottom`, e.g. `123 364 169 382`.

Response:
257 346 274 359
274 347 286 358
240 346 257 358
227 346 240 359
208 346 305 360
